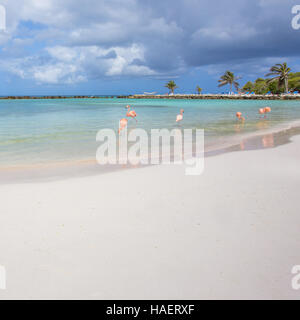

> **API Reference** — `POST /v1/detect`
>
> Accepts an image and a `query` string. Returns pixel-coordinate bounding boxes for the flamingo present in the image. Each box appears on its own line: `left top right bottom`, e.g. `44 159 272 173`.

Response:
262 106 271 118
119 118 128 134
126 105 137 122
236 112 245 122
259 108 265 117
176 109 184 123
264 106 271 114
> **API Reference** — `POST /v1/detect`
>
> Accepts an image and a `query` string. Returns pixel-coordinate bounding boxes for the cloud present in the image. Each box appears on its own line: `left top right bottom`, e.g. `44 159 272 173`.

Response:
0 0 299 85
32 63 85 84
1 43 156 84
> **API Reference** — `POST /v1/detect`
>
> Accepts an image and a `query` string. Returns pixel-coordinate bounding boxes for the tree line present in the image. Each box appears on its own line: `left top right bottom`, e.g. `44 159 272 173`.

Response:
165 63 300 95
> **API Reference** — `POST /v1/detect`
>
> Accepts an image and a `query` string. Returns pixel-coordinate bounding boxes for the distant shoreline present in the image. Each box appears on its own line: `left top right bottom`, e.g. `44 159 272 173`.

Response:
1 94 300 100
0 96 115 100
120 94 300 100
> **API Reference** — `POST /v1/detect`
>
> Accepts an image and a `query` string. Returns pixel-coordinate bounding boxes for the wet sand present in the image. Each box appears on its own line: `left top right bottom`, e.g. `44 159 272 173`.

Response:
1 124 300 185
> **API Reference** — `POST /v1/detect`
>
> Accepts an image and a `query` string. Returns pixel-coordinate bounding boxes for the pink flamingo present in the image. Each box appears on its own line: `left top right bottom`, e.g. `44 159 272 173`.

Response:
236 112 245 122
126 105 137 122
261 107 271 118
176 109 184 123
119 118 128 134
259 108 265 117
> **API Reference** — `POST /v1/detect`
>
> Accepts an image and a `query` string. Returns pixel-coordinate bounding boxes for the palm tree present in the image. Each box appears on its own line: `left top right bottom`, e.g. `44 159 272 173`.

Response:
196 86 202 95
165 80 178 94
265 62 291 93
218 71 240 94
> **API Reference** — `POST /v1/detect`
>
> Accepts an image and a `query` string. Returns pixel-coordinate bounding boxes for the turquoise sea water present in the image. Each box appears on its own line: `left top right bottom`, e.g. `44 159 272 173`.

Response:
1 98 300 167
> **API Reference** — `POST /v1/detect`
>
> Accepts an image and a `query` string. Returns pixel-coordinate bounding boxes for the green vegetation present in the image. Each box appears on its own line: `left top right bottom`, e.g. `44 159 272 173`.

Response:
242 78 284 94
218 71 240 93
162 62 300 96
241 67 300 95
253 78 268 95
242 81 254 93
289 72 300 92
266 62 291 93
218 63 300 95
196 86 202 94
165 80 178 94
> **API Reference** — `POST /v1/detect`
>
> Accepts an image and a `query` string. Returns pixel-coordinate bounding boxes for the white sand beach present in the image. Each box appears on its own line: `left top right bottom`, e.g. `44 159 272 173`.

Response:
0 136 300 300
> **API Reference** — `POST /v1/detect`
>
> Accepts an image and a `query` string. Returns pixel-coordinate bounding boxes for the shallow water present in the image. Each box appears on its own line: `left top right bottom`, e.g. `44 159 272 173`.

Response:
1 98 300 167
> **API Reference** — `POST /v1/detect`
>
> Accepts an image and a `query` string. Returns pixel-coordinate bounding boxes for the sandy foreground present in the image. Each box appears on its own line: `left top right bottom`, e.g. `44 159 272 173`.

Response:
0 136 300 300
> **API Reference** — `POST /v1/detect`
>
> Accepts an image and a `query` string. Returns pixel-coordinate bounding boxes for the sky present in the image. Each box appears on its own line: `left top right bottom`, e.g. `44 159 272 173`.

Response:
0 0 300 95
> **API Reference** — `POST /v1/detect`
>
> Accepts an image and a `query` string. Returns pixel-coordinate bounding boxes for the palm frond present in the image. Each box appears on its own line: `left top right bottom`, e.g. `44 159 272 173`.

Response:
218 81 227 87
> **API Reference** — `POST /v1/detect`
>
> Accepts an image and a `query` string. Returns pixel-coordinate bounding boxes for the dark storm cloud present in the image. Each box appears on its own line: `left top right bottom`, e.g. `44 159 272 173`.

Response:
136 0 300 69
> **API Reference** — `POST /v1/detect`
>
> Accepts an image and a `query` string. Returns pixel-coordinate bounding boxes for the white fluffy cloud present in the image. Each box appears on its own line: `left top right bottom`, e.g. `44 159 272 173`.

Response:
1 44 155 84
